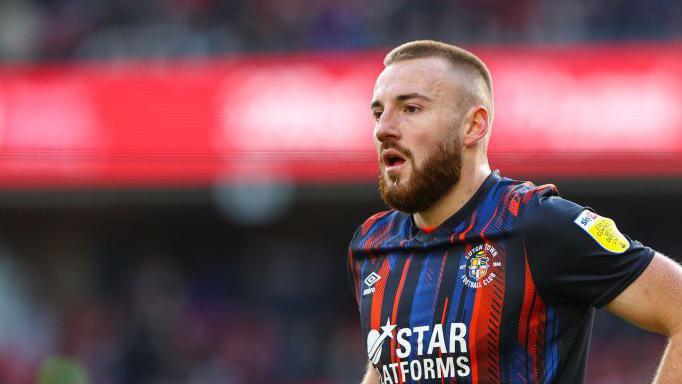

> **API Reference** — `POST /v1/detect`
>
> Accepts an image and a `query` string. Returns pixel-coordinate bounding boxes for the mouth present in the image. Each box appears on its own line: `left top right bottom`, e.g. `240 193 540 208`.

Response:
382 149 407 170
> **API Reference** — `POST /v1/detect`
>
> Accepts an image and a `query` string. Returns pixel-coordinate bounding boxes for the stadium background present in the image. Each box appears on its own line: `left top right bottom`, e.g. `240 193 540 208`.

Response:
1 0 681 383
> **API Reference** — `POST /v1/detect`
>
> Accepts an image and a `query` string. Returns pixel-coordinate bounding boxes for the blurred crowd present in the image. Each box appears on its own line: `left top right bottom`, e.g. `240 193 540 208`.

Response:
0 204 366 384
2 0 682 62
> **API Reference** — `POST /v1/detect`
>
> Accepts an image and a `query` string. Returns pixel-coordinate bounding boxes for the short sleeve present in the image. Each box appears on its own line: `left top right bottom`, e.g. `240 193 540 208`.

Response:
519 190 655 308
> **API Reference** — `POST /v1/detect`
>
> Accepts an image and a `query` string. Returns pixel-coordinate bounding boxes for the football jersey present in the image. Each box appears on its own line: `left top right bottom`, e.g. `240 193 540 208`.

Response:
347 171 654 384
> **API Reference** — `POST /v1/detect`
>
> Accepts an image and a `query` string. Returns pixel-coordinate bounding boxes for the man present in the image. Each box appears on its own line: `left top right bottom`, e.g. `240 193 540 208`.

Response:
346 40 682 384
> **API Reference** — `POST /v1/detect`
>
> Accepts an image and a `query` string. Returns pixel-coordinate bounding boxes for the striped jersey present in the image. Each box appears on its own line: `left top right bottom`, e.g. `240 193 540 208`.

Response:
347 171 654 384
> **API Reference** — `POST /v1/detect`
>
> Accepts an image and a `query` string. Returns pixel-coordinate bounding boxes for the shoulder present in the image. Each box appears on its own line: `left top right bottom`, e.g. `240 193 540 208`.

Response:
491 175 560 219
492 176 586 241
506 178 559 208
360 210 397 234
349 209 407 249
516 183 585 235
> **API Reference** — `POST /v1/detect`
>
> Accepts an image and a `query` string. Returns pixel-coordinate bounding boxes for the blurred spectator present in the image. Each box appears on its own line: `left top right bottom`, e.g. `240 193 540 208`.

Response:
0 0 43 61
2 0 682 62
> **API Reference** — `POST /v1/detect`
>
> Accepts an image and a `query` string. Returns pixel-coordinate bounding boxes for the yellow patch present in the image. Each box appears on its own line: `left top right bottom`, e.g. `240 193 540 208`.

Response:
574 210 630 253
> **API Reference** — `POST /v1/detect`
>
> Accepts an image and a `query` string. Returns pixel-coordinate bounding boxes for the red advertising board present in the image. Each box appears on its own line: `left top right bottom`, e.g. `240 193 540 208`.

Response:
0 44 681 188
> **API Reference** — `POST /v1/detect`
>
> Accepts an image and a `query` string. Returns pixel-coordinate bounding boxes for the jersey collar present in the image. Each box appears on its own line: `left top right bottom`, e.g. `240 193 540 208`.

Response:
409 170 501 239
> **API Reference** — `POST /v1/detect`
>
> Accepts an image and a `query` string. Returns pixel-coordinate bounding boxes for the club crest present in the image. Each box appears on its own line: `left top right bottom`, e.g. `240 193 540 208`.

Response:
460 243 502 289
468 251 490 281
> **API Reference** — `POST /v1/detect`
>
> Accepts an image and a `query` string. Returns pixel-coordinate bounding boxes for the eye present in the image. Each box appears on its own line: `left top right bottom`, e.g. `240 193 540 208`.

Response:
372 110 383 121
404 105 420 114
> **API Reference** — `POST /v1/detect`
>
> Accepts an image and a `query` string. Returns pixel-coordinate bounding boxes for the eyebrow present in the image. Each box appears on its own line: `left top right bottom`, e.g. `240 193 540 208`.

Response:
370 92 433 109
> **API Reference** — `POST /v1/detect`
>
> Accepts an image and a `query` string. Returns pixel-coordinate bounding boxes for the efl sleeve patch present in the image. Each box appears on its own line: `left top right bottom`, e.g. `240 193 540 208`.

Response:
573 210 630 253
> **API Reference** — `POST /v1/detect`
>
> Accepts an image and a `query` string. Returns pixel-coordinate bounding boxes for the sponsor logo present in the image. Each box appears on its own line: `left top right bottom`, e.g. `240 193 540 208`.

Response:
366 318 471 383
363 272 381 296
574 210 630 253
366 318 396 364
460 244 502 289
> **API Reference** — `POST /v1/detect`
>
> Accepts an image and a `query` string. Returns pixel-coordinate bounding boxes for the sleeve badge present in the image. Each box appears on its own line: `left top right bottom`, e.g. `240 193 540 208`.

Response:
573 210 630 253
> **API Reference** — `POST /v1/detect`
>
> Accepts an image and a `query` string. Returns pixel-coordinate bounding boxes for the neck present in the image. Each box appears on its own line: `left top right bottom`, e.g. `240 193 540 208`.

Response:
413 162 492 229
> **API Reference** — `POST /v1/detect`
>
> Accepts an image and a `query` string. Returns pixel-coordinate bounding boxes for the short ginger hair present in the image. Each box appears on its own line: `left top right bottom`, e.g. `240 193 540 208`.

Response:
384 40 494 121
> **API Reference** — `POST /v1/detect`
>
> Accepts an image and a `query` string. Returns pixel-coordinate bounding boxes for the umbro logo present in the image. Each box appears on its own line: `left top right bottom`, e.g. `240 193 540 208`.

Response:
363 272 381 296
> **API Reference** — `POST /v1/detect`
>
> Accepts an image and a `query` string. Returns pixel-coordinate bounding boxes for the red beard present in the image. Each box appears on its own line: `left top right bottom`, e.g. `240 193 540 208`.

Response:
378 138 462 214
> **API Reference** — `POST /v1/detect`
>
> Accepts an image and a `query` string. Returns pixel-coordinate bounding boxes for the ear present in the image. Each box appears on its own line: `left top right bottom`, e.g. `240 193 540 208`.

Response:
462 106 490 147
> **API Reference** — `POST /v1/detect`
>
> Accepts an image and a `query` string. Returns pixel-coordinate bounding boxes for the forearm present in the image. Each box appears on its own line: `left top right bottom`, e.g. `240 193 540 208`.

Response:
361 361 380 384
653 333 682 384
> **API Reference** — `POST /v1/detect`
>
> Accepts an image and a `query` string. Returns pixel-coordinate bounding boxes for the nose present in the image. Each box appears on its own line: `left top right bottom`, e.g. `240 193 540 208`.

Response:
374 110 401 143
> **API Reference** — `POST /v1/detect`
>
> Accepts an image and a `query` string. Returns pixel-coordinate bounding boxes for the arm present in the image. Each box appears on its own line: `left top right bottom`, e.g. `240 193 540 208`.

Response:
604 252 682 383
361 361 380 384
